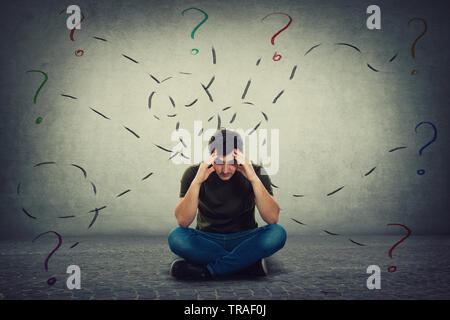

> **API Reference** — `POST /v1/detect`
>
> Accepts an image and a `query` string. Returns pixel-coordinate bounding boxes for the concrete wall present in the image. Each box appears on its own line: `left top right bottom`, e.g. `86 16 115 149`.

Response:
1 0 449 239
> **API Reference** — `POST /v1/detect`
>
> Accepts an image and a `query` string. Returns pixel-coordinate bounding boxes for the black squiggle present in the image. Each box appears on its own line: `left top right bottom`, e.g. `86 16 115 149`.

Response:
335 43 361 53
153 143 172 153
185 99 198 107
169 96 176 108
364 167 376 176
230 112 237 123
71 164 87 178
169 151 179 160
242 80 251 99
205 76 215 90
201 84 213 102
349 238 366 246
70 242 80 248
148 92 155 110
212 47 216 64
304 43 321 56
290 65 297 80
123 126 140 138
388 146 407 152
149 74 160 84
22 208 36 219
61 94 77 99
90 107 110 120
90 181 97 195
367 64 379 72
272 90 284 104
327 186 344 196
34 162 56 167
116 189 131 198
122 54 138 64
142 172 153 180
93 36 107 41
389 53 398 62
248 121 261 135
291 218 306 225
323 230 339 236
261 111 268 121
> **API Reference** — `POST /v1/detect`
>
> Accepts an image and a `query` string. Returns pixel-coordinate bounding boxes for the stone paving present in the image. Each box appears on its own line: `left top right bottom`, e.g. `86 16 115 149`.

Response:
0 234 449 300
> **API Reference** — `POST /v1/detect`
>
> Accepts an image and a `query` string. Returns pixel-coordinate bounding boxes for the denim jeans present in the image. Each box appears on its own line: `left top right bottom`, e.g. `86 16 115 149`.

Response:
168 224 287 276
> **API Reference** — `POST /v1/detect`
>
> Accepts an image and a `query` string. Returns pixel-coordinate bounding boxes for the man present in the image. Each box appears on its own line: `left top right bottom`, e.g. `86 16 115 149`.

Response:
168 129 286 280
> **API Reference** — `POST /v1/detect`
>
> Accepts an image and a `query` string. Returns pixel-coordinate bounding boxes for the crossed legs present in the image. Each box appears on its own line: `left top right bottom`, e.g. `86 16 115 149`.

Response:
168 224 287 276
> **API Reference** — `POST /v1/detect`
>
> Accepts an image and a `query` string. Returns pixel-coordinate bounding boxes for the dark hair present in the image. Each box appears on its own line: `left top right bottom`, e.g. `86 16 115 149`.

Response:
208 128 243 157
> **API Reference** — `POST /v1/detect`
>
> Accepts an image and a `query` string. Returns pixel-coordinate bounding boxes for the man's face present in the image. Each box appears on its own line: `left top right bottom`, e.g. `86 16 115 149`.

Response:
213 153 238 181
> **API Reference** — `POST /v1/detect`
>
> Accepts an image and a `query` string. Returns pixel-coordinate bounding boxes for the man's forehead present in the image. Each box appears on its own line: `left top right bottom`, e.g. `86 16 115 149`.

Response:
214 154 235 164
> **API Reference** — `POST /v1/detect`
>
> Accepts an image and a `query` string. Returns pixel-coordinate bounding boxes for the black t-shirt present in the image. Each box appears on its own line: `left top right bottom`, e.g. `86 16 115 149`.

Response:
179 163 274 234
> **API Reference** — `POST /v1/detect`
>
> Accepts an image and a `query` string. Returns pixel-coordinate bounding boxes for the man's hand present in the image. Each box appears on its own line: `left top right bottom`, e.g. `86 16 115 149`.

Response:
192 150 217 185
234 149 259 183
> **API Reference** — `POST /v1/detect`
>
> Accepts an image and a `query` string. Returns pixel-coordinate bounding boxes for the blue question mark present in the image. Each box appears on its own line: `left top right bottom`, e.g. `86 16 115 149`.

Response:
415 121 437 175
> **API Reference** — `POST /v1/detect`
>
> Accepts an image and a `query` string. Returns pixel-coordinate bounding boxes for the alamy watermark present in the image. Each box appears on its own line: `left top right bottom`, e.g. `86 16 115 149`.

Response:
169 121 280 175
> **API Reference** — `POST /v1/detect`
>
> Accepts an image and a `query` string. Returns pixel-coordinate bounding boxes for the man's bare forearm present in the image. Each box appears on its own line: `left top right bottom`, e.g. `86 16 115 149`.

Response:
174 180 202 227
251 179 280 224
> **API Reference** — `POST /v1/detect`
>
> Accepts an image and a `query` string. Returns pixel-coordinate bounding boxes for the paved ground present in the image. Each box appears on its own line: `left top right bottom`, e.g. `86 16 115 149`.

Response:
0 234 449 300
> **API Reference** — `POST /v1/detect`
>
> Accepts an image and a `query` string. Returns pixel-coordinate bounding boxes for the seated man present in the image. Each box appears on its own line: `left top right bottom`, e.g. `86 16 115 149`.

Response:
168 129 286 280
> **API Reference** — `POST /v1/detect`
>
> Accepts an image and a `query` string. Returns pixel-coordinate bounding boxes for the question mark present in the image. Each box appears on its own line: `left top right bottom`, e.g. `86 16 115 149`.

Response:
25 70 48 124
181 8 209 55
387 224 411 273
32 231 62 285
415 121 437 175
408 17 427 76
59 7 85 57
261 12 293 61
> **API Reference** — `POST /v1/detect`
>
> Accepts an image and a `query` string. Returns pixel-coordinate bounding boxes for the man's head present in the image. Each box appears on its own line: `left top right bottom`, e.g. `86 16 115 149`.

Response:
208 129 244 181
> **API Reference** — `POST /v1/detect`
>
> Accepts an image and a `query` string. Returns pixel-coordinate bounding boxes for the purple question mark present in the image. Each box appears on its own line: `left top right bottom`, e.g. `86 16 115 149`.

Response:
32 231 62 286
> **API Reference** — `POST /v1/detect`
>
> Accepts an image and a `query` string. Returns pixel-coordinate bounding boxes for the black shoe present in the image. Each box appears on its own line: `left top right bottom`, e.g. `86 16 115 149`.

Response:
237 259 268 277
169 259 212 280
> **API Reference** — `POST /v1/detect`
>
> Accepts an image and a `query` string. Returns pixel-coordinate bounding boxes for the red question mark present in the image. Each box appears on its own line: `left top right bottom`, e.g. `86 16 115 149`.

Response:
59 8 85 56
261 12 292 61
387 224 411 272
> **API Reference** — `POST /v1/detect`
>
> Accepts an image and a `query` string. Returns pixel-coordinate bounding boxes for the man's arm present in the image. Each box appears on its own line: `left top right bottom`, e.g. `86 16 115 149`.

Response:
234 149 280 224
174 181 201 228
251 178 279 224
174 151 217 228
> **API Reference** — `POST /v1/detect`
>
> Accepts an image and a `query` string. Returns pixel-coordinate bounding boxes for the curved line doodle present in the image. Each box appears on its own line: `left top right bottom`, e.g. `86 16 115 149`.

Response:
17 162 96 222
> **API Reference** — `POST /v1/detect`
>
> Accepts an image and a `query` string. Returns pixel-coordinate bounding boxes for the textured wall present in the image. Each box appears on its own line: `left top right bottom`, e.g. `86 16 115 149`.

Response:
1 0 449 239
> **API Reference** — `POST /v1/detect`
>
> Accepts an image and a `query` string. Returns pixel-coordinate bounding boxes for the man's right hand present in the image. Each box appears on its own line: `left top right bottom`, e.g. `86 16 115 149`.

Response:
192 150 217 185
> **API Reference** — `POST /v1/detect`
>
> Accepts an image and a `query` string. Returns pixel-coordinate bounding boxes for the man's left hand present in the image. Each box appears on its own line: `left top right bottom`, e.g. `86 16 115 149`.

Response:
234 149 259 183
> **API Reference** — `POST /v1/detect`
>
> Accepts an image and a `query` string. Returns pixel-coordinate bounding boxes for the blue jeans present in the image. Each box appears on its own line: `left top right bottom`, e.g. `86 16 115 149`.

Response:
168 224 287 276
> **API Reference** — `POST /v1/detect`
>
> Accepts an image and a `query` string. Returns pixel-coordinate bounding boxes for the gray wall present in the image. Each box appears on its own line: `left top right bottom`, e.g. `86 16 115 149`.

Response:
1 0 449 239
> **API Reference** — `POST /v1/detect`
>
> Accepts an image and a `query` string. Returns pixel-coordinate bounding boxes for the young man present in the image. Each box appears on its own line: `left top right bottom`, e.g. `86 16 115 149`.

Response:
168 129 286 280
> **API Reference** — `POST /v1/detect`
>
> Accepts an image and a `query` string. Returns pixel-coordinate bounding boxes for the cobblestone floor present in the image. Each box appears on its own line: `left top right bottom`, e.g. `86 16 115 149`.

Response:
0 234 449 300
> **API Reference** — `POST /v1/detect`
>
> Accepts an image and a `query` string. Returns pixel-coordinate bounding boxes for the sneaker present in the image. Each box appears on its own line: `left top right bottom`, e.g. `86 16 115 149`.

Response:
237 259 268 277
169 259 212 280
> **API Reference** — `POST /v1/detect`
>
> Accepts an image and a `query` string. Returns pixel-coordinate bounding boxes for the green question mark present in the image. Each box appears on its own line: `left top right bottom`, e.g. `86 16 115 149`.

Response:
181 8 209 55
26 70 48 124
